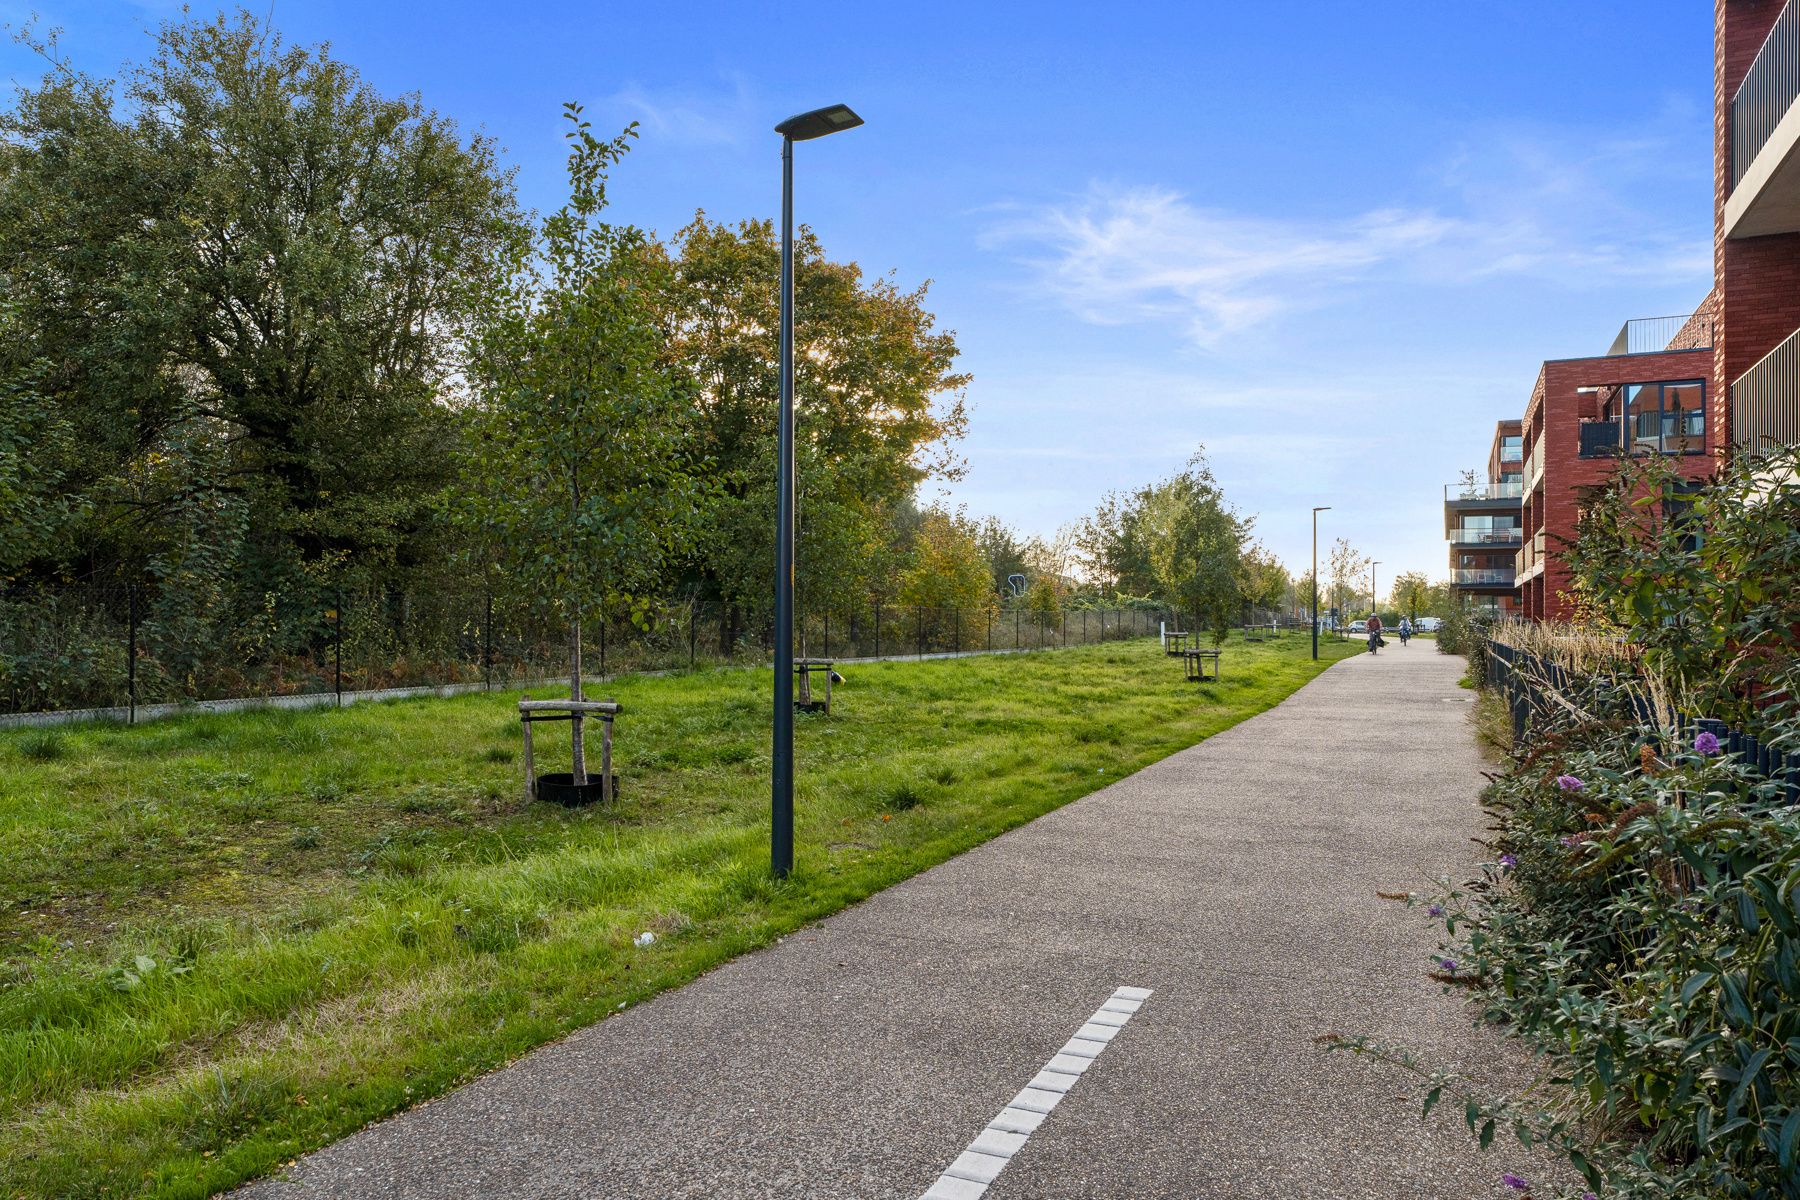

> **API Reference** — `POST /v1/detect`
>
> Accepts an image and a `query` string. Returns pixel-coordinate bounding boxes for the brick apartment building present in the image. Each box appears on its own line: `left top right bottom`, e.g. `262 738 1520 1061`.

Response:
1444 0 1800 620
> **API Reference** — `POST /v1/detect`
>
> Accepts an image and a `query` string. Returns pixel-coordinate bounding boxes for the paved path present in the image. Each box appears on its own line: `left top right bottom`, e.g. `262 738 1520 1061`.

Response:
238 645 1546 1199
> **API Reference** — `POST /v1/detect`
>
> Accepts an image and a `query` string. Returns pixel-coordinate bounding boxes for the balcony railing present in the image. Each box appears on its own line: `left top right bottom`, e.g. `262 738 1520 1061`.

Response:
1449 527 1523 545
1605 314 1713 357
1734 323 1800 458
1733 0 1800 188
1444 479 1524 502
1452 568 1517 586
1498 445 1523 463
1577 416 1706 458
1525 440 1544 492
1517 531 1547 580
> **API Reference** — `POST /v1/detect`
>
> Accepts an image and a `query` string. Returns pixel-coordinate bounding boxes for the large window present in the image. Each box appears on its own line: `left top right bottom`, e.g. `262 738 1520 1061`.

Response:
1617 380 1706 455
1498 435 1523 463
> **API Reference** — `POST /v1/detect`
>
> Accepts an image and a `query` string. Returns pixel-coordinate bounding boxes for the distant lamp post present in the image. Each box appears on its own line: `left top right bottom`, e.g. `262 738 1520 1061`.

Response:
1370 561 1382 618
771 103 862 881
1311 506 1330 660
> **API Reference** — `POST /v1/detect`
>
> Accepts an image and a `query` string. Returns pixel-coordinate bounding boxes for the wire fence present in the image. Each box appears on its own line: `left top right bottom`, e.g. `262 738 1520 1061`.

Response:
1483 637 1800 803
0 583 1194 720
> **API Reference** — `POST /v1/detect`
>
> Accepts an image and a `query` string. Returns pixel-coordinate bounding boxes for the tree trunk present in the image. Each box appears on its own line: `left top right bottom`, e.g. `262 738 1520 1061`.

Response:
570 614 587 785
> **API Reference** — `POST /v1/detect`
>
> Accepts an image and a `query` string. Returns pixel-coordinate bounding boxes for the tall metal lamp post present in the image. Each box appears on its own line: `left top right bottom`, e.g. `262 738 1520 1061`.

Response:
1370 561 1382 619
771 103 862 880
1311 506 1330 660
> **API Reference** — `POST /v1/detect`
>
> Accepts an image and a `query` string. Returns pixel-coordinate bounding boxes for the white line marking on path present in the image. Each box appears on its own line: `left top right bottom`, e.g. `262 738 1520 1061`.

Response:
918 986 1153 1200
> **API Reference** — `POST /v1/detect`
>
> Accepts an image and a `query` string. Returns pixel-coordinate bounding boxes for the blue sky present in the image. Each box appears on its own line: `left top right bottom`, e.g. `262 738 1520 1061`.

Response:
8 1 1718 588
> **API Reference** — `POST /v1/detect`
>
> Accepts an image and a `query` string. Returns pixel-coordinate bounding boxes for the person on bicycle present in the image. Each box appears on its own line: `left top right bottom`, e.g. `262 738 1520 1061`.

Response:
1398 616 1412 646
1366 612 1383 654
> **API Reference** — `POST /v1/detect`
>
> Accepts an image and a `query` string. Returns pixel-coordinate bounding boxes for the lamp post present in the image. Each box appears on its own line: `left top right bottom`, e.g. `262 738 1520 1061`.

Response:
1370 561 1382 619
1311 506 1330 660
771 103 862 880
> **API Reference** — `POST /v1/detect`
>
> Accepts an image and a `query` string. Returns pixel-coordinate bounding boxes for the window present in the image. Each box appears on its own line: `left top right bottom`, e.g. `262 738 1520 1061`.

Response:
1617 380 1706 455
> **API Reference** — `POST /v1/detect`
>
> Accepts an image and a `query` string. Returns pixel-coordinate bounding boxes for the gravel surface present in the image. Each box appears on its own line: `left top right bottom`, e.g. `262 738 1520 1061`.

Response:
234 644 1556 1199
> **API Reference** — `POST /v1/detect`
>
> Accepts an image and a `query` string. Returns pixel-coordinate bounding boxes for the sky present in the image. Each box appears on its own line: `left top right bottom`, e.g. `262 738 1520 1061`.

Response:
3 1 1719 590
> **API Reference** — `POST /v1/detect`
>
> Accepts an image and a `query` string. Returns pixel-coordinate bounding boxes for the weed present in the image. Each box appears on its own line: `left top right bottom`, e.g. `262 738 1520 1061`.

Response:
18 730 65 762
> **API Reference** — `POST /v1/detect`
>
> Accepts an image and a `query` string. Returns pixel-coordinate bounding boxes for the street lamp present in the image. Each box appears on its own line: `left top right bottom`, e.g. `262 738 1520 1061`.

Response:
1311 506 1330 660
771 103 862 881
1370 561 1382 619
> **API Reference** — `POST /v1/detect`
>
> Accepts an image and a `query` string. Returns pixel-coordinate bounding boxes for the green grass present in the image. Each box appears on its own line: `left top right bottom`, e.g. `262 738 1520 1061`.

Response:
0 633 1357 1198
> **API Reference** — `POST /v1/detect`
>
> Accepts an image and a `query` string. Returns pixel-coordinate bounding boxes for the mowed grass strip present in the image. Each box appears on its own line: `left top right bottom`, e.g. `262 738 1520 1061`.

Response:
0 633 1357 1198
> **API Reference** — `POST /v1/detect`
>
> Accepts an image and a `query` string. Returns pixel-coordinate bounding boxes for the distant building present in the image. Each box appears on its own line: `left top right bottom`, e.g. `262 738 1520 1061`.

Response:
1442 421 1522 616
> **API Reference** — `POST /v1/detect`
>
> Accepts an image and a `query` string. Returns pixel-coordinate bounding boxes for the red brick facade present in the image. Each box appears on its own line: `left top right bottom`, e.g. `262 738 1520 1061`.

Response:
1519 350 1717 621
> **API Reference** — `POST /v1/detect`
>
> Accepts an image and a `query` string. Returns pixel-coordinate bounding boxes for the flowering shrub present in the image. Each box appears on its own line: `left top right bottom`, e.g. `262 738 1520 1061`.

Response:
1355 668 1800 1197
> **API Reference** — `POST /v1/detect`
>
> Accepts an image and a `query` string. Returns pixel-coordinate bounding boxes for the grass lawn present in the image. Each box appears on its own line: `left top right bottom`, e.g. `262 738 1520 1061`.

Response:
0 632 1358 1198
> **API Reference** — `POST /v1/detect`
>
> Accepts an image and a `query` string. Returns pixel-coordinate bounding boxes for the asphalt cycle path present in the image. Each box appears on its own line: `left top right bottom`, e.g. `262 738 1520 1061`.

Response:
236 643 1551 1199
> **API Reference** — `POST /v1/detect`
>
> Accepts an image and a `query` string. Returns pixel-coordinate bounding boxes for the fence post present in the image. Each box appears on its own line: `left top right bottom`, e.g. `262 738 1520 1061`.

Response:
598 612 606 678
334 591 343 708
690 600 698 669
127 584 138 725
917 606 925 659
824 609 830 660
875 601 882 659
1014 608 1020 650
484 590 494 693
953 607 960 653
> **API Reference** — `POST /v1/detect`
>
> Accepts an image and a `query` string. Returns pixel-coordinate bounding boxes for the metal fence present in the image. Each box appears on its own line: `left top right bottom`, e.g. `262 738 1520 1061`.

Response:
0 583 1183 720
1733 0 1800 188
1483 638 1800 804
1733 323 1800 460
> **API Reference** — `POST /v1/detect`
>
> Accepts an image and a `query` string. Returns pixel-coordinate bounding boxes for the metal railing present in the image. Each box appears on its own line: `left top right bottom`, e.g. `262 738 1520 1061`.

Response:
1578 420 1623 457
1525 440 1545 492
1733 0 1800 188
1605 314 1712 357
1444 479 1524 502
1452 569 1516 586
1498 444 1524 463
1734 323 1800 459
1516 531 1547 580
1449 527 1523 545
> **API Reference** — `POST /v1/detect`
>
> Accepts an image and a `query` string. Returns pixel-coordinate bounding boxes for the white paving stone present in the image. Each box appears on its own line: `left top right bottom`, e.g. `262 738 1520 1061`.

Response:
1058 1037 1107 1059
944 1151 1009 1185
1027 1069 1079 1094
988 1107 1046 1135
924 1176 988 1200
1100 997 1142 1014
1075 1022 1119 1042
1046 1053 1092 1075
1087 1009 1129 1027
1009 1086 1064 1114
1114 985 1154 1001
970 1127 1030 1159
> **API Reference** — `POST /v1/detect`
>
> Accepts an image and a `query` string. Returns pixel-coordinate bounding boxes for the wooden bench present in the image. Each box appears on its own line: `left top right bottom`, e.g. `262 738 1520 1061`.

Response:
1165 631 1192 657
519 699 620 804
794 658 837 714
1182 647 1221 683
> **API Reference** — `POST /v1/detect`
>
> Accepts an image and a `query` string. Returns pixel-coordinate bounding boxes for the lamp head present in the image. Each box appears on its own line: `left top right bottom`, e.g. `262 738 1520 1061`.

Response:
776 104 864 141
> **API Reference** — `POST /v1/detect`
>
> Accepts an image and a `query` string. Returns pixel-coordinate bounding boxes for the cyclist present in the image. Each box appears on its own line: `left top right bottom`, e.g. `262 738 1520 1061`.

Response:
1366 612 1384 655
1398 616 1412 646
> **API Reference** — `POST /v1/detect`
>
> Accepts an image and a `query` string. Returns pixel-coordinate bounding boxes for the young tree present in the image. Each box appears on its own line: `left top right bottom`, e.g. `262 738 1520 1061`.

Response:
1327 537 1370 632
1075 487 1157 596
457 107 705 784
1238 542 1290 621
898 508 996 647
1390 570 1433 623
1140 450 1247 645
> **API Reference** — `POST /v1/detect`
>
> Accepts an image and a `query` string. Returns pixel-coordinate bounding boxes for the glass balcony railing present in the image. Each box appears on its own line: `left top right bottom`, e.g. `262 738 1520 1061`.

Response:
1449 527 1523 545
1452 568 1517 586
1733 0 1800 189
1443 479 1524 502
1605 313 1713 356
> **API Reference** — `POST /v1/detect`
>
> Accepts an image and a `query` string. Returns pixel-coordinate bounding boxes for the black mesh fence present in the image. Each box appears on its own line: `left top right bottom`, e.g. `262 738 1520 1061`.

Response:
0 583 1183 719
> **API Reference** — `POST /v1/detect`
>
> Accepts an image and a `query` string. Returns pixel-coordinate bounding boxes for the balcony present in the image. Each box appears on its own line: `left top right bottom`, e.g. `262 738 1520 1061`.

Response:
1516 531 1547 583
1525 440 1544 493
1443 479 1523 502
1605 314 1712 356
1727 0 1800 238
1448 527 1522 546
1452 568 1517 587
1577 416 1706 458
1733 324 1800 459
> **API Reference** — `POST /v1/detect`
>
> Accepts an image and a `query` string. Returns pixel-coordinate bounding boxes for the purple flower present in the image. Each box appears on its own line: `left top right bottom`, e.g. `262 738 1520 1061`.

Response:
1695 731 1721 756
1501 1173 1529 1191
1498 853 1517 869
1428 903 1445 917
1439 958 1457 973
1560 834 1580 848
1583 1194 1598 1200
1556 774 1584 791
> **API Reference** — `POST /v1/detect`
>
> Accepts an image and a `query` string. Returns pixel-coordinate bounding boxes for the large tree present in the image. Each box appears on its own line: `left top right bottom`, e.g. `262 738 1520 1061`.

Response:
1140 450 1247 645
652 215 969 624
0 12 521 593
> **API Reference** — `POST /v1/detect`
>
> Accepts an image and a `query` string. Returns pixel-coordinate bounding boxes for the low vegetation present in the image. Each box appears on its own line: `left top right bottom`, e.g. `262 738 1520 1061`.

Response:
0 634 1355 1197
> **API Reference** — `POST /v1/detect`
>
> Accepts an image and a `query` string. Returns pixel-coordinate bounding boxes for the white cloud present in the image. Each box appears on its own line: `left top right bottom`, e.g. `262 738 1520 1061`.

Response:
984 116 1712 348
601 77 756 148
